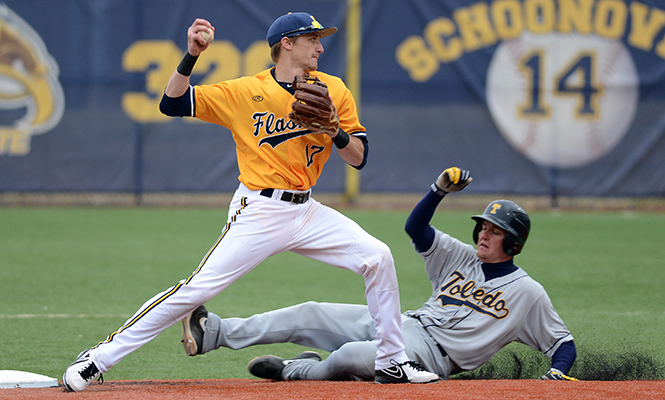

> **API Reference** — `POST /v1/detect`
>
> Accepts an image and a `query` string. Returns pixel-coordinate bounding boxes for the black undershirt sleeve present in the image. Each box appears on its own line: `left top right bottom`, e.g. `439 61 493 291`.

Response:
159 86 194 117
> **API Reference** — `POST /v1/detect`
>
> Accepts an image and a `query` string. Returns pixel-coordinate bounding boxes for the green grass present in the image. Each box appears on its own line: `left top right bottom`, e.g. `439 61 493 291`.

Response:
0 206 663 381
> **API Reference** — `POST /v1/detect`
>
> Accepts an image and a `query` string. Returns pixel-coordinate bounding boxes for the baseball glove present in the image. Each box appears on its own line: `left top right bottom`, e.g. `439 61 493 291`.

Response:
288 73 340 136
539 368 579 381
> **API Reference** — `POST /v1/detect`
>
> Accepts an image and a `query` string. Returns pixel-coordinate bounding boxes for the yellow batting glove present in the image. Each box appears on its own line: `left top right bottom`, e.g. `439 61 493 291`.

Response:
434 167 472 194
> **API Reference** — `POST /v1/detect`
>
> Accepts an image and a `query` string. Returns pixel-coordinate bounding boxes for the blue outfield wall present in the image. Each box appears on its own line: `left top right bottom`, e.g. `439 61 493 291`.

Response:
0 0 664 197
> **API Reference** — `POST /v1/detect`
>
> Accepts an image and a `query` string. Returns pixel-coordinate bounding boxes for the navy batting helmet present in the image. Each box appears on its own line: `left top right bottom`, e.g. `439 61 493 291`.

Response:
471 200 531 256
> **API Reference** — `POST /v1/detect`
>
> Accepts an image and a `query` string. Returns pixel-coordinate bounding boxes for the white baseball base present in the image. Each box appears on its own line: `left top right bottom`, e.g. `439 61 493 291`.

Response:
0 370 59 389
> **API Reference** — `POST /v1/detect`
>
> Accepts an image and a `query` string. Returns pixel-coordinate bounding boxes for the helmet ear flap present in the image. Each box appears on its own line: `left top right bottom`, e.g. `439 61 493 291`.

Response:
503 235 521 256
472 221 482 244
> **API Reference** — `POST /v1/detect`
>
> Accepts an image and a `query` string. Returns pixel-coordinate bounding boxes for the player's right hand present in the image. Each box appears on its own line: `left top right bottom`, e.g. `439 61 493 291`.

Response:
187 18 215 56
435 167 472 193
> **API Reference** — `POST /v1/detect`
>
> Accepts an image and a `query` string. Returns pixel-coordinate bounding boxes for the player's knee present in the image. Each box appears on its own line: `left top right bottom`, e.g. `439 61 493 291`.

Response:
293 301 322 314
366 241 394 269
326 342 375 380
364 238 391 259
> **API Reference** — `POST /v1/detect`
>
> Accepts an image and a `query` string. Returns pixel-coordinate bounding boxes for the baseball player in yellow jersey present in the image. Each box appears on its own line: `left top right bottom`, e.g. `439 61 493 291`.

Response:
62 12 438 392
194 68 360 190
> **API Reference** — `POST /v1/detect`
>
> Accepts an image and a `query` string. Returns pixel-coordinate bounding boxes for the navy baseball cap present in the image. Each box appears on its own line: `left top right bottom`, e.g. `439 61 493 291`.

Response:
266 12 337 46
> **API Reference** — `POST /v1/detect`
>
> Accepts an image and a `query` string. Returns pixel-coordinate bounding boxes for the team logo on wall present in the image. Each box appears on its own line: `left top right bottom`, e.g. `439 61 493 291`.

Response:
0 4 64 155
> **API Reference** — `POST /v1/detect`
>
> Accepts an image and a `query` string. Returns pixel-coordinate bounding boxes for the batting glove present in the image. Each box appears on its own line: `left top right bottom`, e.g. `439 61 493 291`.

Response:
433 167 472 195
539 368 579 381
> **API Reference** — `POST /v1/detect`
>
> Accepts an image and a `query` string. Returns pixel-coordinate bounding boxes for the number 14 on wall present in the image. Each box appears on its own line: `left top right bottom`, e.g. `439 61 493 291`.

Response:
519 50 602 120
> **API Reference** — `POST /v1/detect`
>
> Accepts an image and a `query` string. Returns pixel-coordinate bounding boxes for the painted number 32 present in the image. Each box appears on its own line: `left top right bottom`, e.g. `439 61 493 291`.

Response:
121 40 271 123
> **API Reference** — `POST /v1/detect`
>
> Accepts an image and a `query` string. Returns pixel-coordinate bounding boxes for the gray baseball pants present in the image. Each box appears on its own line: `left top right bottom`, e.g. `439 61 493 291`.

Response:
201 301 456 380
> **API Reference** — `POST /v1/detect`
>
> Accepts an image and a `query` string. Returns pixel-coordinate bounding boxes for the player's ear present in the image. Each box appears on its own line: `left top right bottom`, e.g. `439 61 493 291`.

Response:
281 36 294 50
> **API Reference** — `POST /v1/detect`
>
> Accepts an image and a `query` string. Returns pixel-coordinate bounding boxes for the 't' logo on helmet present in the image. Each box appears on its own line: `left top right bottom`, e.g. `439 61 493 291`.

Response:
490 203 502 214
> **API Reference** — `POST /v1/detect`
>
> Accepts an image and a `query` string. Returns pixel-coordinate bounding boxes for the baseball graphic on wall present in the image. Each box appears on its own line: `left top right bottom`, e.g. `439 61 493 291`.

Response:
486 33 639 168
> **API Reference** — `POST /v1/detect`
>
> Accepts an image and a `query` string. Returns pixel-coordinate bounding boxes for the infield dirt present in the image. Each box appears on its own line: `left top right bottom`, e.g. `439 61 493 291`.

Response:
2 379 664 399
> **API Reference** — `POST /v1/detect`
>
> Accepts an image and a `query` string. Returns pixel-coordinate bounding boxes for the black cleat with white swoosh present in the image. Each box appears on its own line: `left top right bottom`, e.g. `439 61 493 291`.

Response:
375 360 439 384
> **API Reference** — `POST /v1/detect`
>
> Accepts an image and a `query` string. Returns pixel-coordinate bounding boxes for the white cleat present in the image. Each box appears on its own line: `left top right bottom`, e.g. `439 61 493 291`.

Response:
375 360 440 384
62 349 103 392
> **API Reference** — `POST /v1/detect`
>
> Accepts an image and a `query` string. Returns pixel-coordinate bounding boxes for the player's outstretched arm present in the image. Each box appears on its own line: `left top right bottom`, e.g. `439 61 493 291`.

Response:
165 18 215 98
406 167 472 252
547 340 577 377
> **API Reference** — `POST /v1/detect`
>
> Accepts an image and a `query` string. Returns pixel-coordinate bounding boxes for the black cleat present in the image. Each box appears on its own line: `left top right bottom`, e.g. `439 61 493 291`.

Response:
182 305 208 356
247 351 321 380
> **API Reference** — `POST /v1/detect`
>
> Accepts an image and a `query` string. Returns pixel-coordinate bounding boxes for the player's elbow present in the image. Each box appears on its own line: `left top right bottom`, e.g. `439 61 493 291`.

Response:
404 217 417 240
348 136 369 170
159 87 193 117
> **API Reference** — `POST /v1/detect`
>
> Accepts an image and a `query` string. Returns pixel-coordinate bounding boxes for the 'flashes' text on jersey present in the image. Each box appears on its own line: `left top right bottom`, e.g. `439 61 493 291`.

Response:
253 111 311 148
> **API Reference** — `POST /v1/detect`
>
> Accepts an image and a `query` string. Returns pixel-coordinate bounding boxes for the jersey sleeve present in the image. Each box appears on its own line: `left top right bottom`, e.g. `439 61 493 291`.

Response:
322 74 365 135
193 79 241 128
421 229 478 285
517 287 574 357
337 89 365 135
159 85 194 117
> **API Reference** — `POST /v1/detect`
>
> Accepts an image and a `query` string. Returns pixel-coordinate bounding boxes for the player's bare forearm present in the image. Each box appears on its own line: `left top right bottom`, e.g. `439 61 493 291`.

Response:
165 18 214 98
336 135 365 167
165 70 191 98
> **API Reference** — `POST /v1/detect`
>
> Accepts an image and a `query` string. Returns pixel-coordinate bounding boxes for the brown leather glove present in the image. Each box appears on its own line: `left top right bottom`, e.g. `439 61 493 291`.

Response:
289 73 340 136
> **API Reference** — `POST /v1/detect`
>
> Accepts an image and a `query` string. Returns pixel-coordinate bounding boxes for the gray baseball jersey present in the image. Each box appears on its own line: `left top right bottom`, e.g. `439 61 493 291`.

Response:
404 227 573 371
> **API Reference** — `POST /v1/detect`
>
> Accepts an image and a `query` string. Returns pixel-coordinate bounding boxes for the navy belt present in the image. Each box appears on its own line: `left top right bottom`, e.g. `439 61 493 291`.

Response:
260 188 310 204
436 342 448 358
413 316 448 358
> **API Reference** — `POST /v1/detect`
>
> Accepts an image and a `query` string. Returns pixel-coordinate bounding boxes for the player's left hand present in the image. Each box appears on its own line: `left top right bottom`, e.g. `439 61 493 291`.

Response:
289 73 340 137
539 368 579 381
435 167 472 193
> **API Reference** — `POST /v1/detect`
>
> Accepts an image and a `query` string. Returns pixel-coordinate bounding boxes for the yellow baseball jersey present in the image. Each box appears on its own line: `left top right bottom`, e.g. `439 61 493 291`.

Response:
193 68 365 191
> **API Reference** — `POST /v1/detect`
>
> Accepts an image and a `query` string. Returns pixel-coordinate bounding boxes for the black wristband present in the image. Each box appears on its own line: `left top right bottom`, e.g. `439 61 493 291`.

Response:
177 52 199 76
431 183 448 197
332 129 350 149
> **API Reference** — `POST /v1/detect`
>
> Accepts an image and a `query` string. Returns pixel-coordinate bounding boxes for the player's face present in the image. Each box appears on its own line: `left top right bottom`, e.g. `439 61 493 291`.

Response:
291 33 324 72
476 221 512 263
